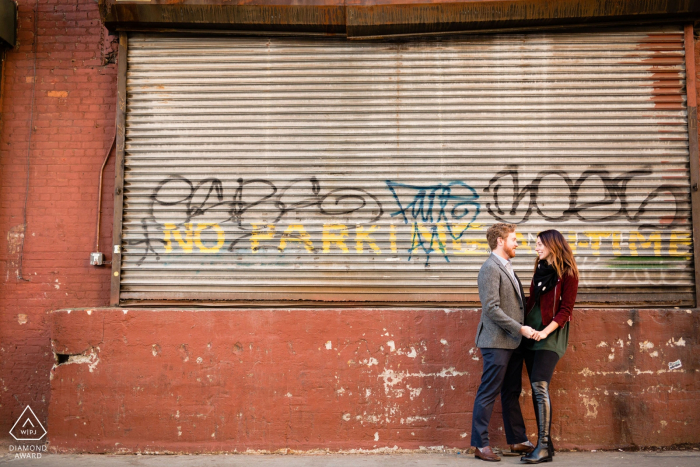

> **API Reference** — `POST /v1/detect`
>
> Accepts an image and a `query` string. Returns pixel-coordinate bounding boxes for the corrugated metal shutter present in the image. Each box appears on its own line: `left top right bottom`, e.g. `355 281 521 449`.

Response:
120 26 694 306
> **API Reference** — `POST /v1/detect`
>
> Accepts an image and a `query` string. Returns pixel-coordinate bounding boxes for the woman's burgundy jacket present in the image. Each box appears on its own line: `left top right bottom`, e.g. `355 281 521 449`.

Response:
525 272 579 328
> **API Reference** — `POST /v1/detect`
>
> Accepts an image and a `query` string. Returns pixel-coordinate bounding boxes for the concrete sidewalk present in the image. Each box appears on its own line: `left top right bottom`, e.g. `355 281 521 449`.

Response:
1 451 699 467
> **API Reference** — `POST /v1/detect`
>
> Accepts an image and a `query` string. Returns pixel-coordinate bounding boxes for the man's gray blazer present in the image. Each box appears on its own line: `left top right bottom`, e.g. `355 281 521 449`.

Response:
475 254 526 349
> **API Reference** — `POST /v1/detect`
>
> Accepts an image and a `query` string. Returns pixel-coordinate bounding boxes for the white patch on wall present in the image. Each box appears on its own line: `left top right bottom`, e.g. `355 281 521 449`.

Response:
325 341 332 350
580 395 599 418
667 337 686 347
407 385 422 400
378 367 467 397
440 339 448 345
374 432 379 441
387 341 395 352
405 415 430 424
60 347 100 373
639 341 654 351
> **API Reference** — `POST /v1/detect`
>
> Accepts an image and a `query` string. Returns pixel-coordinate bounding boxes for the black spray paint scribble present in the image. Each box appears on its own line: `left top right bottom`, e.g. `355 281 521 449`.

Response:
484 166 687 229
128 176 383 265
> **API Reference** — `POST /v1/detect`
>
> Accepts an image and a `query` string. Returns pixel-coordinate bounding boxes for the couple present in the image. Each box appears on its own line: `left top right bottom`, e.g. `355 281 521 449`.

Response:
471 223 579 463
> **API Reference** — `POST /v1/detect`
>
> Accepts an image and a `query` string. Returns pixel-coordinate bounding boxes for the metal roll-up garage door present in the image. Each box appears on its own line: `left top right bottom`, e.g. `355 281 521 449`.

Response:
119 26 695 305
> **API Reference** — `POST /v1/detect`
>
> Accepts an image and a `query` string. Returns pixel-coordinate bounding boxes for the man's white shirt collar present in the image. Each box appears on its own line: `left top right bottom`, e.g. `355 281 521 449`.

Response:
492 252 511 267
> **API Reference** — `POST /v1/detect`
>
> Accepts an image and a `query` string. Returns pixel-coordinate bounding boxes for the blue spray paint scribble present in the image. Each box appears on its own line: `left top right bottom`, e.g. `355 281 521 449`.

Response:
385 181 480 265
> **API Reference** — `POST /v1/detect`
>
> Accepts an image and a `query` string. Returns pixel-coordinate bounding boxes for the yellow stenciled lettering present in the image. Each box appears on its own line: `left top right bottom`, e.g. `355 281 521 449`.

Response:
669 230 692 256
451 223 489 255
567 232 577 254
629 231 662 256
355 225 381 254
169 222 194 253
584 231 611 256
195 223 225 253
279 224 315 253
163 223 176 253
515 232 532 254
390 224 398 254
322 224 350 253
250 224 276 253
412 222 447 256
611 231 623 255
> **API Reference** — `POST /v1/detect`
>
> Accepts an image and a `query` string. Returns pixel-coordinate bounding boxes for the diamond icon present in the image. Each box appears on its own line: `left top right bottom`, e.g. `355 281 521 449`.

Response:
9 406 47 441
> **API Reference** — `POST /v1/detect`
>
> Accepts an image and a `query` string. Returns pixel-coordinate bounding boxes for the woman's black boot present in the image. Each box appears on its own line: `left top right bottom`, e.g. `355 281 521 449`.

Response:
522 381 553 464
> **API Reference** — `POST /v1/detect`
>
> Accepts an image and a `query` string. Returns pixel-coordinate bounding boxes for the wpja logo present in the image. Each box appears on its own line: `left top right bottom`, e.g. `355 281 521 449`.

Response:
9 405 47 459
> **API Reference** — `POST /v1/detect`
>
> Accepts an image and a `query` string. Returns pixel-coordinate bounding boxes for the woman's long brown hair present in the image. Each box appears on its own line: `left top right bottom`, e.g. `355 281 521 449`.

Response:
535 230 579 280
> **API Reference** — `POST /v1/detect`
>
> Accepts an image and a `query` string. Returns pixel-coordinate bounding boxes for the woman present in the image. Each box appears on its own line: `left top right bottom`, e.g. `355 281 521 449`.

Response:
521 230 579 464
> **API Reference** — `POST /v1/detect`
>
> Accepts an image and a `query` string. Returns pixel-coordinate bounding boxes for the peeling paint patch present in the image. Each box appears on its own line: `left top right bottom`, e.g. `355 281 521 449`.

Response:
6 224 26 281
596 341 608 348
342 413 351 421
374 432 379 441
59 347 100 373
405 415 430 424
627 319 633 326
378 367 468 396
639 341 654 351
580 395 599 418
17 314 27 325
325 341 332 350
440 339 448 345
667 337 686 347
387 341 395 352
407 385 422 400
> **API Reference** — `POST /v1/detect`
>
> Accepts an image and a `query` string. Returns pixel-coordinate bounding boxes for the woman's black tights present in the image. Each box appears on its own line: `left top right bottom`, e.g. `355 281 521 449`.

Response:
523 349 559 461
524 349 559 384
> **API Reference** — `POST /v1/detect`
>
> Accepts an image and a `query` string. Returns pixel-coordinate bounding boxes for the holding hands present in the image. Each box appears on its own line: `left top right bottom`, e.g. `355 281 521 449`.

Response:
520 326 547 341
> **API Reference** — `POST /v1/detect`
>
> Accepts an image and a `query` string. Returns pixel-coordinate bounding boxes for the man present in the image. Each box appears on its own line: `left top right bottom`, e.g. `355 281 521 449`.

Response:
471 223 535 462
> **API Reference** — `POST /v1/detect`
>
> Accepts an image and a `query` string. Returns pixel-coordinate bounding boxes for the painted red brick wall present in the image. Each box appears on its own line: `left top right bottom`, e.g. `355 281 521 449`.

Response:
1 0 699 451
48 308 699 452
0 0 117 438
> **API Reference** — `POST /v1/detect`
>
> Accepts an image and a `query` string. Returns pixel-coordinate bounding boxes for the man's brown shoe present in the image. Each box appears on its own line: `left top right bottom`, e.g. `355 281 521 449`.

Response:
503 441 535 456
475 446 501 462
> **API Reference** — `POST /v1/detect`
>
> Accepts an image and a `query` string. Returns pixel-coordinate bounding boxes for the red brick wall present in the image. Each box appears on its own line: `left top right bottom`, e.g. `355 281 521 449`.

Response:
1 0 699 451
48 308 699 452
0 0 117 437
